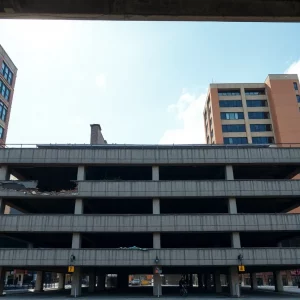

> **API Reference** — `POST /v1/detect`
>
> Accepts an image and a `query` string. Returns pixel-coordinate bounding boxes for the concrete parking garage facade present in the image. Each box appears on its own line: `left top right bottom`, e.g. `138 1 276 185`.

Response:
0 144 300 297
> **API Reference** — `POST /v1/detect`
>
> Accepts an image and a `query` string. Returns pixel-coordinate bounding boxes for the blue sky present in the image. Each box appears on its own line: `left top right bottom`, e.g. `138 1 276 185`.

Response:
1 20 300 145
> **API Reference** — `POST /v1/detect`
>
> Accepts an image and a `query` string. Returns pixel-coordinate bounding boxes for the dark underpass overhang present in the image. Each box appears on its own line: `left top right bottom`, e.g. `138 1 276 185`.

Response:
1 0 300 22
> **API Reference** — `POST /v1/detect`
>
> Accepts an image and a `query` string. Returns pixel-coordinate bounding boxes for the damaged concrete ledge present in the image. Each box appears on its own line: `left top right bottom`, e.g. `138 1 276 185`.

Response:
0 180 78 197
0 181 38 190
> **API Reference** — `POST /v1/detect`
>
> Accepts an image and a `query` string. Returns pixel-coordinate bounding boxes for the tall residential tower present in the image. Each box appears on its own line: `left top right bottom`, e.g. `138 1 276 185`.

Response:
0 45 17 143
203 74 300 145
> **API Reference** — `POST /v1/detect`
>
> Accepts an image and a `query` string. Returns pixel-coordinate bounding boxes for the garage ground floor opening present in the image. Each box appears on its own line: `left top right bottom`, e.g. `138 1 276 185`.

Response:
2 266 299 298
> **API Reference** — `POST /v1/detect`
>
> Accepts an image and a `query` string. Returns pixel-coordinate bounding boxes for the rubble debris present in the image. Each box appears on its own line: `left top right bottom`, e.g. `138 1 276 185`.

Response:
0 181 78 196
119 246 148 251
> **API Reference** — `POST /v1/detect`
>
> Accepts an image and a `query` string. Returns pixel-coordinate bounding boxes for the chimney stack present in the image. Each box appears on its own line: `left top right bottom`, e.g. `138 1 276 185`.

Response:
90 124 107 145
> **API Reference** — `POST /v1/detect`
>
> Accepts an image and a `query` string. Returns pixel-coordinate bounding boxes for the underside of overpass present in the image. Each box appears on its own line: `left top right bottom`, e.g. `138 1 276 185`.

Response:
1 0 300 21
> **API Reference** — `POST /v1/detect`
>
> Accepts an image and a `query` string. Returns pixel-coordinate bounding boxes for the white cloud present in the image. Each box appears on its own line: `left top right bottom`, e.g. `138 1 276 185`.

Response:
159 92 207 144
95 74 107 89
285 59 300 76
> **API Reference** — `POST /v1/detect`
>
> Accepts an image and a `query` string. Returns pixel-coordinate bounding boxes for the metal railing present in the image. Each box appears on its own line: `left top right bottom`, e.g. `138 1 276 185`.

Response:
1 143 300 149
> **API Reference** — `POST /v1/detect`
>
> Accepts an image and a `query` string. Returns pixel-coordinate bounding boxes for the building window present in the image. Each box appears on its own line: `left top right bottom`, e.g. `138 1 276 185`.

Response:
296 95 300 103
220 112 244 120
219 100 243 107
222 124 246 132
294 82 298 91
0 102 8 122
252 137 274 144
248 112 269 119
224 137 248 144
0 80 10 101
245 89 265 95
0 125 4 139
218 89 241 96
1 62 13 85
250 124 272 132
246 100 268 107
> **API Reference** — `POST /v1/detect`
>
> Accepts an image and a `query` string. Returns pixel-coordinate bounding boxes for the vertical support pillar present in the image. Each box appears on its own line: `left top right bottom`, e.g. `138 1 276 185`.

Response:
0 268 5 296
197 273 203 288
35 271 44 292
58 273 65 290
0 166 9 180
117 273 128 290
231 232 241 248
228 198 237 214
229 266 240 297
215 270 222 293
153 198 160 214
152 166 159 181
153 233 161 249
88 271 96 293
189 274 193 287
77 166 86 181
153 267 162 296
226 165 238 214
72 233 82 249
74 199 83 214
96 273 105 291
225 165 234 180
0 199 5 214
250 273 258 290
274 271 283 292
71 267 82 297
287 272 293 286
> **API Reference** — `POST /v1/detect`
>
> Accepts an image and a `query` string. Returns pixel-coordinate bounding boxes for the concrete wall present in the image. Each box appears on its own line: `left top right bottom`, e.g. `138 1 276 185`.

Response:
77 180 300 198
1 146 300 164
1 214 300 232
0 248 299 267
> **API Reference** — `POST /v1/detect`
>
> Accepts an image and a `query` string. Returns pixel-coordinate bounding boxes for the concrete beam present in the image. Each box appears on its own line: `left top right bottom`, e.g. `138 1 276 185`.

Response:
2 146 300 165
1 214 300 233
1 0 300 22
77 180 300 198
0 248 299 267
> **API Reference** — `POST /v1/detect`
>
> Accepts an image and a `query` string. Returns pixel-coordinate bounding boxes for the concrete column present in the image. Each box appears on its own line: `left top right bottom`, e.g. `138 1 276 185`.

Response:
250 273 258 290
77 166 86 181
153 268 162 296
96 274 105 291
74 199 83 214
229 266 240 297
197 273 203 288
214 270 222 293
58 273 65 290
228 198 237 214
34 271 44 292
0 268 5 296
88 271 96 293
118 273 128 290
205 274 209 290
0 199 5 214
231 232 241 248
153 233 161 249
274 271 284 292
153 198 160 214
287 272 293 286
225 165 234 180
72 233 82 249
152 166 159 181
71 267 82 297
0 166 9 180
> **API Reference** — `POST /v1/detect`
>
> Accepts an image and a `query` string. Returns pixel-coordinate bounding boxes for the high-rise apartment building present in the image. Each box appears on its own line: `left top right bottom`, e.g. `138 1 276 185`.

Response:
0 45 17 143
203 74 300 145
